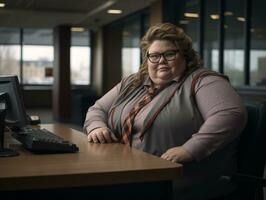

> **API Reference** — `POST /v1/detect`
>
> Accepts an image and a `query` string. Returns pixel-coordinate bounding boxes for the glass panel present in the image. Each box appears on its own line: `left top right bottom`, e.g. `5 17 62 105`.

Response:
0 45 20 77
122 17 141 77
203 0 219 71
22 45 54 84
71 46 90 85
223 0 245 86
22 28 54 84
23 29 53 45
0 28 20 78
122 48 140 77
142 12 150 36
71 29 90 46
0 28 20 44
250 0 266 86
179 0 200 51
71 29 90 85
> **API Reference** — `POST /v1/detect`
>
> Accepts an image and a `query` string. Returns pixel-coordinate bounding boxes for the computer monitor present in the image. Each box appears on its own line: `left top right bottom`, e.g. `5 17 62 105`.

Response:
0 75 27 157
0 75 28 128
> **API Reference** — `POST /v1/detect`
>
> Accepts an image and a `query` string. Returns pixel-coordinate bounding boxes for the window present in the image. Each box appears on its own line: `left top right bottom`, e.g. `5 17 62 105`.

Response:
172 0 266 89
250 0 266 86
1 27 92 86
122 17 141 77
223 0 245 86
179 0 200 51
22 29 54 84
0 28 21 78
203 0 219 71
71 29 91 85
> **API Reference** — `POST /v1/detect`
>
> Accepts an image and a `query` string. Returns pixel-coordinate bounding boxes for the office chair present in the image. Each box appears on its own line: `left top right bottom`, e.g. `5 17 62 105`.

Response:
218 99 266 200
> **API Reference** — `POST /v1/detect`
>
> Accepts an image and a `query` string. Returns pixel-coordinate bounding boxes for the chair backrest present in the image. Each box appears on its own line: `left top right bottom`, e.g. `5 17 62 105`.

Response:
238 99 266 178
216 100 266 200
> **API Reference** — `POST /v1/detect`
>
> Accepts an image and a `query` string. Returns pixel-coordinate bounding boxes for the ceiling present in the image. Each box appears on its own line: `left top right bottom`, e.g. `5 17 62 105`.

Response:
0 0 157 29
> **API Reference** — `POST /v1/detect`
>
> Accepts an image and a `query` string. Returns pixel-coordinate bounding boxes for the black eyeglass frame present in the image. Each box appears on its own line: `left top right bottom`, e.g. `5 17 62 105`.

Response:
146 50 180 63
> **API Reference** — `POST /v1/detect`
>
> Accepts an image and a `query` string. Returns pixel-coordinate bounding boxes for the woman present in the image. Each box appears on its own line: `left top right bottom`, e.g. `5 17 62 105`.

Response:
84 23 247 199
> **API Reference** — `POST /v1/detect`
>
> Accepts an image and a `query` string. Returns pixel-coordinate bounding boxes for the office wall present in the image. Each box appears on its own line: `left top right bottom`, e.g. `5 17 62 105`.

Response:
91 29 104 96
53 26 71 122
102 25 122 93
150 0 163 25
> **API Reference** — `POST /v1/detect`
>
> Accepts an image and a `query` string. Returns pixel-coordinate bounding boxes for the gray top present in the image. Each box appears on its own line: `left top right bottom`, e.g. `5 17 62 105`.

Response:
84 68 247 199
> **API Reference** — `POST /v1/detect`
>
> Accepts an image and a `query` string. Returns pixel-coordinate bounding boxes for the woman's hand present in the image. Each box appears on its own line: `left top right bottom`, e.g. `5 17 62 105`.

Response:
87 127 118 143
161 146 194 163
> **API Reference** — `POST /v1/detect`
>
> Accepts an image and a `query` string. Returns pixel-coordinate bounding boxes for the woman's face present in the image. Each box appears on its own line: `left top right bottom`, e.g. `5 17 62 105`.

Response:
147 40 186 86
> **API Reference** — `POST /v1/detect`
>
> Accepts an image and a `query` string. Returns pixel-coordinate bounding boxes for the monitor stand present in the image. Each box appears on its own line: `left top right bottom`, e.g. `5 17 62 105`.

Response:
0 109 19 157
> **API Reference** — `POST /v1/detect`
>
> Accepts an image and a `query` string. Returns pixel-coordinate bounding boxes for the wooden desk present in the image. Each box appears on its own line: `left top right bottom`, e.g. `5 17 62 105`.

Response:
0 124 182 200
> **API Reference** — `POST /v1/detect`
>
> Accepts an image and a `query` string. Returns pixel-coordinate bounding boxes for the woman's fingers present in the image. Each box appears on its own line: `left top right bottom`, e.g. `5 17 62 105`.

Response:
110 132 118 142
88 127 118 143
161 147 193 163
96 132 106 143
102 129 112 143
91 132 100 143
87 134 92 142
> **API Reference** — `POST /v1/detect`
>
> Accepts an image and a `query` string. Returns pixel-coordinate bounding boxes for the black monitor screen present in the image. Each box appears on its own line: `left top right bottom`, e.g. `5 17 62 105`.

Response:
0 75 27 128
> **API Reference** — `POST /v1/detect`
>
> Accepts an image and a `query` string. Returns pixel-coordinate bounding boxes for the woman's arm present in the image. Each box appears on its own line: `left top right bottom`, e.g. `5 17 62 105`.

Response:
182 75 247 161
83 82 121 136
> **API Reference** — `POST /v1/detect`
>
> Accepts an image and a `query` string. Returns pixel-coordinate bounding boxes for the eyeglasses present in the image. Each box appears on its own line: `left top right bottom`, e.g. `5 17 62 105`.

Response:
147 50 180 63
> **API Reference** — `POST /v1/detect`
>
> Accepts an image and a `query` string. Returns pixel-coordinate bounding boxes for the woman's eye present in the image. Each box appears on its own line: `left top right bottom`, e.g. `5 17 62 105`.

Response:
165 52 176 57
150 54 160 59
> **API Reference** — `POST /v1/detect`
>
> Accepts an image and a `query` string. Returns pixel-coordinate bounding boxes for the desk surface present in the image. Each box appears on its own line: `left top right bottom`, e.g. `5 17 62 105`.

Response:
0 124 182 191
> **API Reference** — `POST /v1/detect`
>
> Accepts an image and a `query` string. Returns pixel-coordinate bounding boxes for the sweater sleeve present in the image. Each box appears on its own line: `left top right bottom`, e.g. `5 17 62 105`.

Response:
182 75 247 161
83 82 122 135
